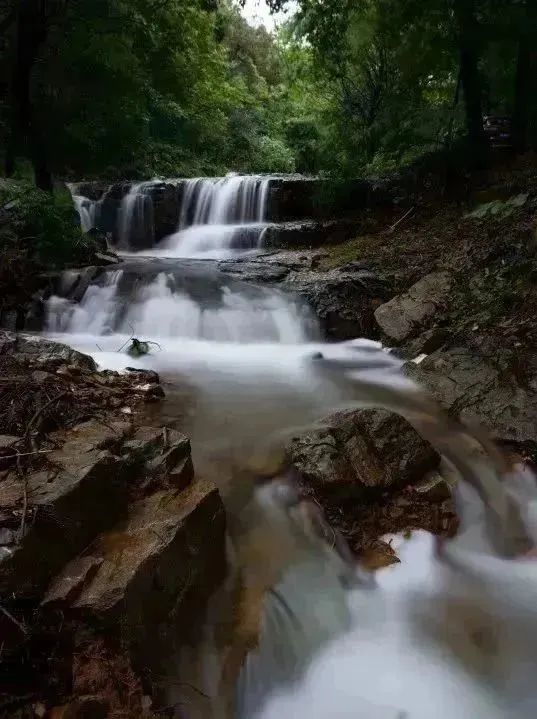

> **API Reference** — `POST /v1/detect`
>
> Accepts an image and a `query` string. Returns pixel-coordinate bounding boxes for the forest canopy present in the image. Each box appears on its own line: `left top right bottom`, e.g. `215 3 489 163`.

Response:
0 0 536 186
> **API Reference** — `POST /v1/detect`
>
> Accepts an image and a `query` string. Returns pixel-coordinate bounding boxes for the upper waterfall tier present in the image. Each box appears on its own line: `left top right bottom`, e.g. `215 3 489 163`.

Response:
69 175 395 254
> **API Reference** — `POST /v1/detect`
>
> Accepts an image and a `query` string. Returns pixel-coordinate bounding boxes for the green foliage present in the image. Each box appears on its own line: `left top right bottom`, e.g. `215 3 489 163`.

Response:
1 0 535 182
0 180 95 267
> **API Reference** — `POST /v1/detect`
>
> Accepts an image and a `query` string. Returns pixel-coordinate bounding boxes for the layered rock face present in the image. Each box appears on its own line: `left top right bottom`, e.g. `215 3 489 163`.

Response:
69 176 397 251
0 333 226 716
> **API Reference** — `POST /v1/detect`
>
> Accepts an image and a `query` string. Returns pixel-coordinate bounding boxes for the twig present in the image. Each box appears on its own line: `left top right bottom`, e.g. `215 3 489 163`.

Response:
116 323 135 353
23 392 68 444
15 452 28 543
386 206 415 234
16 392 67 542
1 450 53 461
96 343 104 351
0 604 27 635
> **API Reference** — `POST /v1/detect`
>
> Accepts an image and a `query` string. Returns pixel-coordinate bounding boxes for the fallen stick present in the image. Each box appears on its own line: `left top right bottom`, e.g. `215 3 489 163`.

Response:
1 449 53 461
0 604 27 635
386 206 415 234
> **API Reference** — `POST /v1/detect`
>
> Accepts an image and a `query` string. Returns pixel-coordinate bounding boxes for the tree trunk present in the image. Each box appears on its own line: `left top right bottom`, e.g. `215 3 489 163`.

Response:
453 0 488 167
512 0 537 154
5 0 54 189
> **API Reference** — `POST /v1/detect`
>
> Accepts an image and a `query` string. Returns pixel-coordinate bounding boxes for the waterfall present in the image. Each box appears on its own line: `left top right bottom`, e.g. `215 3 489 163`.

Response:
179 175 271 227
67 175 273 257
46 268 315 345
68 184 98 233
118 182 155 250
157 174 272 258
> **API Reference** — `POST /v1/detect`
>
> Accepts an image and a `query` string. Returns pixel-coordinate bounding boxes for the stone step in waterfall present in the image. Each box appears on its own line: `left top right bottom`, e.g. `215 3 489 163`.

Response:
69 175 396 252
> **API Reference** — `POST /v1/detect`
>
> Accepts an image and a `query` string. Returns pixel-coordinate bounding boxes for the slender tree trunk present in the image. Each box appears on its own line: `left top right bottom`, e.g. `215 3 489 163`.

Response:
512 0 537 154
453 0 488 167
6 0 54 190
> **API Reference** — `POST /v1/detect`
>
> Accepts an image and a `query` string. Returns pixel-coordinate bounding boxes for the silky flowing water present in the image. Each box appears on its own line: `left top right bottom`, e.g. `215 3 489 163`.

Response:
58 176 537 718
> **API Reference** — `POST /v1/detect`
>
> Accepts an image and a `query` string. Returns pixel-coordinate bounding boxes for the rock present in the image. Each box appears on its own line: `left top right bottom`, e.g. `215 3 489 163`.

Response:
0 434 22 470
406 346 537 443
289 409 438 497
263 219 359 249
0 435 21 449
51 420 131 455
413 471 452 502
374 271 452 342
286 267 390 340
94 252 120 266
125 367 160 384
44 480 226 668
132 382 165 399
290 424 383 496
351 409 439 486
0 331 96 371
0 527 15 545
122 426 194 491
43 556 104 606
403 327 451 359
0 446 127 598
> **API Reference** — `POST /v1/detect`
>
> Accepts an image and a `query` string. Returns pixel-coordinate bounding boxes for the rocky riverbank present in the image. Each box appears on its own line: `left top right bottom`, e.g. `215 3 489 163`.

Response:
0 333 225 719
3 161 537 717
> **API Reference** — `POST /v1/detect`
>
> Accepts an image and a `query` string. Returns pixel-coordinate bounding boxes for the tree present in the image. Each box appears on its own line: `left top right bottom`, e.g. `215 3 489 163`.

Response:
512 0 537 153
3 1 69 189
452 0 488 166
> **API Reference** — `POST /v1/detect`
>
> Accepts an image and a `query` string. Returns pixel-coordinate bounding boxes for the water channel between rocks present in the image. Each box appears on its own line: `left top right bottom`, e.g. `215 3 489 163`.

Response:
41 175 535 719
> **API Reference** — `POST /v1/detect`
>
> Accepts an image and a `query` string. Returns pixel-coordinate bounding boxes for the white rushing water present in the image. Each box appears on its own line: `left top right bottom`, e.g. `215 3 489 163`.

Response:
69 189 98 233
46 269 314 346
53 175 537 719
117 181 155 250
156 174 272 258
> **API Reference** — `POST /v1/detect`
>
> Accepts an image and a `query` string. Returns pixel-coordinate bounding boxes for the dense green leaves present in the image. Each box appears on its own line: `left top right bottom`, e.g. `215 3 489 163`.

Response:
0 0 535 183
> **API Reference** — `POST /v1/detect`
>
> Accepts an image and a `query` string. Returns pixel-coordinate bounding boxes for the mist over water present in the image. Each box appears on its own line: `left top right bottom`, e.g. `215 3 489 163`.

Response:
60 175 537 718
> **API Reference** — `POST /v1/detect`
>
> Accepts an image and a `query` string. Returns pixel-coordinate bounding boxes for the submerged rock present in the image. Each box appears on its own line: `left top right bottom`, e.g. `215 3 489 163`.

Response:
374 271 452 342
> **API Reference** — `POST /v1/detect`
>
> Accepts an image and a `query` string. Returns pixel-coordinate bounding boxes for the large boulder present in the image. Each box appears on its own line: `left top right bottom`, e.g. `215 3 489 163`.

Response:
289 409 439 498
0 331 96 371
406 346 537 444
0 444 128 598
374 271 452 343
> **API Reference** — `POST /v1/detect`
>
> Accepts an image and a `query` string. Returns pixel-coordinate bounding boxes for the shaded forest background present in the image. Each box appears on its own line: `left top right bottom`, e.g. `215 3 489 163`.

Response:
0 0 536 188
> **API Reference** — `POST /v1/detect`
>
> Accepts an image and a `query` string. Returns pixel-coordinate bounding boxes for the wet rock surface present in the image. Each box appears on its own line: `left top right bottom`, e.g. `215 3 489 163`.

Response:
289 408 439 499
216 251 391 340
288 407 451 557
374 271 452 342
0 334 226 717
406 346 537 444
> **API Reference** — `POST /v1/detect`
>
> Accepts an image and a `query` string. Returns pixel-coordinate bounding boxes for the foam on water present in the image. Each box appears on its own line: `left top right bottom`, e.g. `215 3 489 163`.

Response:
251 532 506 719
55 174 537 719
160 175 272 258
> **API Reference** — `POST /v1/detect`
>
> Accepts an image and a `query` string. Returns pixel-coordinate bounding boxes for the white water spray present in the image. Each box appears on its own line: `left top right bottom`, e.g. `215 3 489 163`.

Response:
68 184 98 233
118 182 155 250
158 175 272 258
49 173 537 719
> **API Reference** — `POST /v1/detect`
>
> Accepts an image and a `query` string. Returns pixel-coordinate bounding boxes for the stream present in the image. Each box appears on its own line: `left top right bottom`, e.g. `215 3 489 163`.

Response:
46 176 536 718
